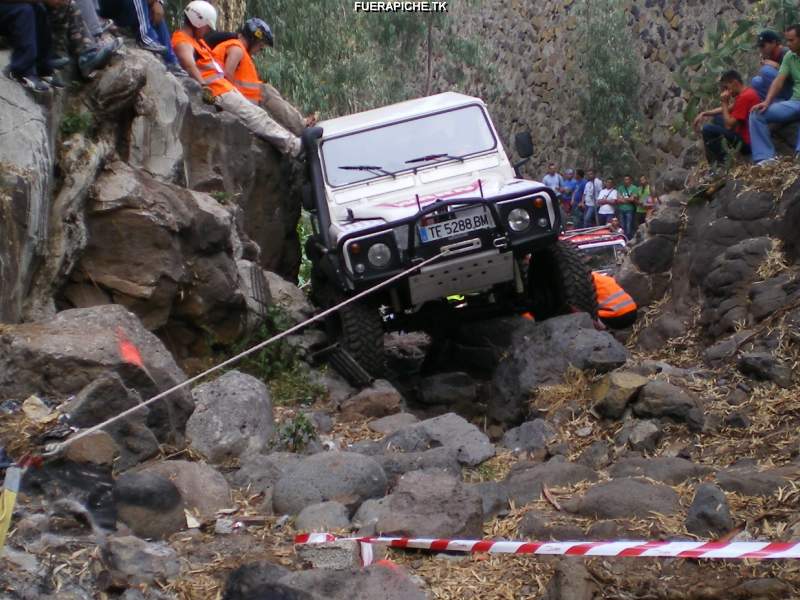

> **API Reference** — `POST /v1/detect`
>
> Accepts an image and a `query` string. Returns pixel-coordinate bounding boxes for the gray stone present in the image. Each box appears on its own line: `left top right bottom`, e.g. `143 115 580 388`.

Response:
230 452 303 493
222 563 302 600
685 484 734 538
296 539 362 570
542 559 600 600
630 235 676 274
490 313 628 425
113 472 185 539
737 352 793 388
101 536 180 587
576 441 611 470
377 447 461 485
357 470 484 539
562 478 681 519
340 379 402 421
63 430 119 467
279 564 427 600
501 419 557 452
633 380 704 431
295 501 351 532
263 271 314 324
187 370 274 463
591 370 650 419
468 480 509 518
419 371 477 405
504 457 598 505
309 368 356 406
518 510 583 541
621 420 663 452
272 451 387 515
368 412 419 435
138 460 231 520
382 412 494 466
609 457 713 485
716 465 800 497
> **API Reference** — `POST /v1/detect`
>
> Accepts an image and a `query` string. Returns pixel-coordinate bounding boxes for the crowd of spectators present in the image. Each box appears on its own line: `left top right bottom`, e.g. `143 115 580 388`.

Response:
540 162 659 240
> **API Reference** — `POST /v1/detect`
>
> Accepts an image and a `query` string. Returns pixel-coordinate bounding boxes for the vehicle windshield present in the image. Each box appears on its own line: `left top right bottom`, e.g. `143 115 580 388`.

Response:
581 244 624 273
321 104 497 187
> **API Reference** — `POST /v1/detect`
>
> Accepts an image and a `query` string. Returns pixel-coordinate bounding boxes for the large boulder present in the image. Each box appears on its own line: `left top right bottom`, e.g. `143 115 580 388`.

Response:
113 471 186 539
139 460 232 520
502 457 598 505
279 564 427 600
490 313 628 424
609 457 713 485
101 536 181 588
632 380 704 431
0 304 194 444
186 370 274 463
353 470 484 539
562 478 681 519
272 452 387 515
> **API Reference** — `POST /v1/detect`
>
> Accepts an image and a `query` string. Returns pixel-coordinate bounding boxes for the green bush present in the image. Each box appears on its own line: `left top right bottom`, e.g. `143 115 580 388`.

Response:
60 112 93 138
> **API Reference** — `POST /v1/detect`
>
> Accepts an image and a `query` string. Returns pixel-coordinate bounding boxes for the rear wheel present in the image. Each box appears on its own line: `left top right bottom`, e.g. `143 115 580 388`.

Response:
527 240 598 320
313 276 386 378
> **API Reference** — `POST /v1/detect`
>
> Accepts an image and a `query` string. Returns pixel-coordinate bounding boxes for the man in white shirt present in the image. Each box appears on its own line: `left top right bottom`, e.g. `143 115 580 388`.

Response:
597 177 618 226
542 163 563 193
579 168 603 227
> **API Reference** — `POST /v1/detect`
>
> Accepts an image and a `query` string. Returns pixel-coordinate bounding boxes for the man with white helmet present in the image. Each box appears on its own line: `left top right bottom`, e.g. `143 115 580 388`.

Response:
210 16 315 136
171 0 301 157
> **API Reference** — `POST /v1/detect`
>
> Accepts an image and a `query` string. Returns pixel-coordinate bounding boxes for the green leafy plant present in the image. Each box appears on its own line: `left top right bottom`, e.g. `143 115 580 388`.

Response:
279 412 317 452
60 112 93 137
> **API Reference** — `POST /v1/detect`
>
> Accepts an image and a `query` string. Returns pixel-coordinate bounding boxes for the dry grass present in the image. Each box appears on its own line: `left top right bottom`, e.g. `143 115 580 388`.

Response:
729 157 800 198
757 238 791 281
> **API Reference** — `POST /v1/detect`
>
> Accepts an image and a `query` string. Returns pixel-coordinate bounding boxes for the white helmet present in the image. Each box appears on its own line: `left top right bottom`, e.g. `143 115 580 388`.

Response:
185 0 217 30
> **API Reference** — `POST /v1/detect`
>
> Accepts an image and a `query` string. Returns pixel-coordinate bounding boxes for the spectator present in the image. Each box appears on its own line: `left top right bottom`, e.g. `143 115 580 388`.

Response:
171 1 301 157
571 168 587 225
616 174 638 239
542 163 563 193
636 175 658 231
750 24 800 165
48 0 120 78
607 216 624 236
559 168 577 215
99 0 182 71
74 0 113 40
579 168 603 227
596 177 617 226
210 17 315 136
0 0 59 92
693 70 759 167
753 30 792 101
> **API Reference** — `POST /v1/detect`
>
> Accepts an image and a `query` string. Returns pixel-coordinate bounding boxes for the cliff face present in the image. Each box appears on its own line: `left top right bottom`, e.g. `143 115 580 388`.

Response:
450 0 752 179
0 48 301 356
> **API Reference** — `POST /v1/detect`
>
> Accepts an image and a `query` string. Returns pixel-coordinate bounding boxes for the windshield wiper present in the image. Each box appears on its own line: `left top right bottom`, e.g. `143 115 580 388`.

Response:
404 153 466 164
338 164 396 179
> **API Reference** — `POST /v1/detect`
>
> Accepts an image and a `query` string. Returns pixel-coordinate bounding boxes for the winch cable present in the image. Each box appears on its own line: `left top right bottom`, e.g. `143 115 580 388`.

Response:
42 249 450 458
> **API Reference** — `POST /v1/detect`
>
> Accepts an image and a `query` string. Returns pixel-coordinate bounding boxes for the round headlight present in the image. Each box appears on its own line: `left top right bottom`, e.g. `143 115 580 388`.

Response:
367 243 392 268
507 208 531 232
537 217 549 228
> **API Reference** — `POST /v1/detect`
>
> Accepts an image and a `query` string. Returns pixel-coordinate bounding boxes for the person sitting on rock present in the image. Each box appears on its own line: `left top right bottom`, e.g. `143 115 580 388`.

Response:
752 30 792 101
99 0 183 73
0 0 61 92
750 24 800 165
209 17 316 136
593 271 637 329
693 70 759 167
171 1 301 157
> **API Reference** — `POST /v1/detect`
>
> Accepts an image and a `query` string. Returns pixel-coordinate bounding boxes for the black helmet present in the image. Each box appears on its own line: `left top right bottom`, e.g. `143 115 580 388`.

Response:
242 17 273 47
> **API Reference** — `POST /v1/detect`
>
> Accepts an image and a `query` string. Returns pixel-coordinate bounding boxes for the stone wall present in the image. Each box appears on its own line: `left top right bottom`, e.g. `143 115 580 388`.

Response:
447 0 755 180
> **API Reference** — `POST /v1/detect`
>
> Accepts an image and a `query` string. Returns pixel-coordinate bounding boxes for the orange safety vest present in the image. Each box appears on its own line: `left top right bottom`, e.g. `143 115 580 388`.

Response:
593 272 637 318
171 30 234 98
212 38 263 103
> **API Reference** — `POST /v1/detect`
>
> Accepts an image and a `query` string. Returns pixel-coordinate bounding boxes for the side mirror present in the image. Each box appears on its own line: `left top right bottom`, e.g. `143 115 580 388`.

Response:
514 131 534 159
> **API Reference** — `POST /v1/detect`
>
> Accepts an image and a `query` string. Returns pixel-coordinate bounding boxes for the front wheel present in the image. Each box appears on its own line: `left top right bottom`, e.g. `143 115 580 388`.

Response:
527 241 598 320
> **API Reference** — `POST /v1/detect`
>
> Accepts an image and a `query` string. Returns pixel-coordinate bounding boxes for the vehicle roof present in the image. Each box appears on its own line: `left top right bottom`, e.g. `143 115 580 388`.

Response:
318 92 486 139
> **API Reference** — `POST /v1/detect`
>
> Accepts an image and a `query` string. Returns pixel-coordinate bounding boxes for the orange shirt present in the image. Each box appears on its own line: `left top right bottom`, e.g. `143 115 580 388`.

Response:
171 30 233 97
212 38 263 103
593 272 636 318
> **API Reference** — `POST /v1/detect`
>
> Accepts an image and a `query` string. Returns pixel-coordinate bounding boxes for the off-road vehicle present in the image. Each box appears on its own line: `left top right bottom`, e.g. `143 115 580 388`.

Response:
301 92 597 377
560 226 628 275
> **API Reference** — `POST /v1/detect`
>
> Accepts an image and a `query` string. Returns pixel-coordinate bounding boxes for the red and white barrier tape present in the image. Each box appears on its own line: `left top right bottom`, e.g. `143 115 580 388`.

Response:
295 533 800 562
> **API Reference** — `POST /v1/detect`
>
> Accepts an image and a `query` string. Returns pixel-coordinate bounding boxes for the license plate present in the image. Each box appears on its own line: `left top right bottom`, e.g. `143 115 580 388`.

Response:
418 206 494 243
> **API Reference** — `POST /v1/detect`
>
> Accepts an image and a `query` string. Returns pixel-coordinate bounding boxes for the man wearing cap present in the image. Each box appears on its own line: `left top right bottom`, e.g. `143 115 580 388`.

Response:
750 24 800 165
753 30 792 101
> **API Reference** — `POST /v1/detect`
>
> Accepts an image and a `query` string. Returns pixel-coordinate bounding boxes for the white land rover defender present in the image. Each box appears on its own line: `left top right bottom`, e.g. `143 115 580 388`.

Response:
301 92 597 376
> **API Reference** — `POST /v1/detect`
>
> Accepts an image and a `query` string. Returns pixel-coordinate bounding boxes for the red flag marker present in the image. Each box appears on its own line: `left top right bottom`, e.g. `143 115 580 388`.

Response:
116 328 144 369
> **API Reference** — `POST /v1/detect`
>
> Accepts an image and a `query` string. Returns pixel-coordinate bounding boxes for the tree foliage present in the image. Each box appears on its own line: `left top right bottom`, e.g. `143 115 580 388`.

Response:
675 0 800 127
570 0 642 176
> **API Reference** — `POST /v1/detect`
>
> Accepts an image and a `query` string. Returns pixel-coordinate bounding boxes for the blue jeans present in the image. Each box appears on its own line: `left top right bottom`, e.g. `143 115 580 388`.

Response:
582 205 597 227
749 99 800 162
619 211 635 239
597 212 613 226
752 65 793 101
702 115 749 164
99 0 176 63
0 3 53 77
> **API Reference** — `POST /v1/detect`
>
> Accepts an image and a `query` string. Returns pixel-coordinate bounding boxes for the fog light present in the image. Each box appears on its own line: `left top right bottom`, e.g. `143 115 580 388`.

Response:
537 217 549 228
355 263 366 274
367 243 392 268
507 208 531 232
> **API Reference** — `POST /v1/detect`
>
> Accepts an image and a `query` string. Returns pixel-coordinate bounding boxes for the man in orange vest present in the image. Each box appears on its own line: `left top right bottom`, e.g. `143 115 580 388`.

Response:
171 1 301 157
592 271 637 329
211 17 315 136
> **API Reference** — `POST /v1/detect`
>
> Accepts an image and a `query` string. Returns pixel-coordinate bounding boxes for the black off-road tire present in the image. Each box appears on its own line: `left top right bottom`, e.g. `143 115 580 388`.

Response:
528 240 598 320
313 278 386 378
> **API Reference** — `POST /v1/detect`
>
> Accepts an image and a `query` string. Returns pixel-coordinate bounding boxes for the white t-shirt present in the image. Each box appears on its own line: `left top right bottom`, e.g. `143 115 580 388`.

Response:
597 188 618 215
582 177 603 207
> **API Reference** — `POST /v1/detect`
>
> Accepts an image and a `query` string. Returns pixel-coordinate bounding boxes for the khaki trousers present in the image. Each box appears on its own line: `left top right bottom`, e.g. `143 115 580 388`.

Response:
216 88 301 157
259 83 306 137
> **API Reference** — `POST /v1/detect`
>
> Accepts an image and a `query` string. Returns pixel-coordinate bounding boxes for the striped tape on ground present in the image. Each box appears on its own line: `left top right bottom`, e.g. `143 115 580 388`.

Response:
294 533 800 561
